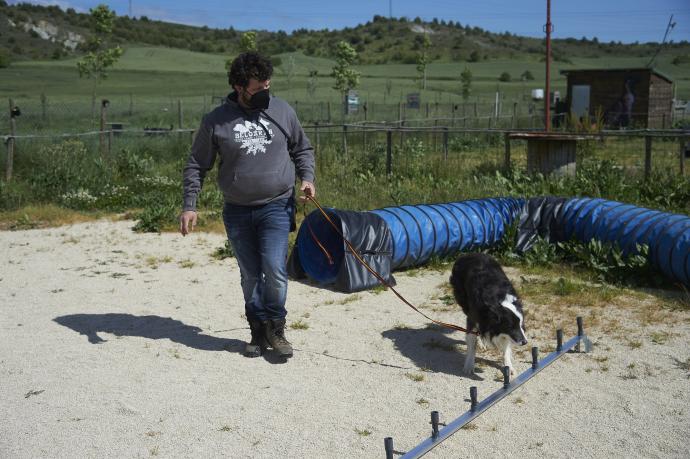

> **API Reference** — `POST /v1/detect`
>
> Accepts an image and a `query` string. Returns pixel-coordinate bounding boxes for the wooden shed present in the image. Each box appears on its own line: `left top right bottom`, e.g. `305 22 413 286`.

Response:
561 68 674 129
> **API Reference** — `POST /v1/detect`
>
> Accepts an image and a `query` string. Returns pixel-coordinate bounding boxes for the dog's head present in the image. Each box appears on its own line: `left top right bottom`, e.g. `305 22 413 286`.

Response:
497 294 528 346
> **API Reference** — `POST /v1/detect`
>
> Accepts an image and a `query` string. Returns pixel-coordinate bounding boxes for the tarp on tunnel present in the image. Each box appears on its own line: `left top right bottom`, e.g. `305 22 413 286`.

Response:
517 197 690 287
287 208 395 293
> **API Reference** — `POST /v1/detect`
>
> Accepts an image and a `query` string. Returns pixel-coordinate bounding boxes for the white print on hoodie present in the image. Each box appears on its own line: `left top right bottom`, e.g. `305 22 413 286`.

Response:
232 118 274 156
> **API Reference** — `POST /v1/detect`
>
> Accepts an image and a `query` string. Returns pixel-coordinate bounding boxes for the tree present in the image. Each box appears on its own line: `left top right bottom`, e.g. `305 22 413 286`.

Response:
332 41 360 95
460 67 472 101
468 50 480 62
240 31 257 52
415 33 431 90
499 72 511 82
307 70 318 98
225 31 259 70
521 70 535 81
76 4 123 84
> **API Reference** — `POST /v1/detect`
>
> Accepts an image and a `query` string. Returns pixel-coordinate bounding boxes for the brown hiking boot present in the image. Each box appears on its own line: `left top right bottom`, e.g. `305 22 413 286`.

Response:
264 318 293 358
245 320 270 358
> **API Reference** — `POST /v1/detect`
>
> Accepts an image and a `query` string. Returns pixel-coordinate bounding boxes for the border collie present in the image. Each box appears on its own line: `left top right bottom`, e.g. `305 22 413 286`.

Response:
450 253 528 376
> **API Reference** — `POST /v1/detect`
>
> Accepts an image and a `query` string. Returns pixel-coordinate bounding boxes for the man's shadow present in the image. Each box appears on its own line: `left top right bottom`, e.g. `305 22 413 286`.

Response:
54 313 244 353
382 324 498 379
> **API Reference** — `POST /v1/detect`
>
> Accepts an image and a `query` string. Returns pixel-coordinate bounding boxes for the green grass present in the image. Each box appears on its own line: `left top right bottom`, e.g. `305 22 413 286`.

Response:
4 47 689 105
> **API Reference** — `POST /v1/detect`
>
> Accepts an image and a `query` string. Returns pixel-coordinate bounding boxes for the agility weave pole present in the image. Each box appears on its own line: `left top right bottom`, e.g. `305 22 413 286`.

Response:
384 317 592 459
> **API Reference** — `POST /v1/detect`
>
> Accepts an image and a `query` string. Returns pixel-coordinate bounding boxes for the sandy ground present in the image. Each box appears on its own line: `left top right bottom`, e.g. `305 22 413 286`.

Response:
1 218 689 459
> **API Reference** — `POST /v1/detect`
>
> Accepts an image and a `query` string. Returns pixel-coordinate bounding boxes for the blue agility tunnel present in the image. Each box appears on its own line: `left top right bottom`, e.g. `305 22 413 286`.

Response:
555 197 690 287
288 197 524 292
370 197 524 270
288 195 690 292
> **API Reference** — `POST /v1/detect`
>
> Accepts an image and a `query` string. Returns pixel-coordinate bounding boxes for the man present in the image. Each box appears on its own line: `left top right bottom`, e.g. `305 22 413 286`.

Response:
179 52 316 359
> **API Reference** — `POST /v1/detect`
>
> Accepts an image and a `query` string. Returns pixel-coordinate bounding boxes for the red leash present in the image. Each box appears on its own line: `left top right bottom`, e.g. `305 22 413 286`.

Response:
305 196 478 335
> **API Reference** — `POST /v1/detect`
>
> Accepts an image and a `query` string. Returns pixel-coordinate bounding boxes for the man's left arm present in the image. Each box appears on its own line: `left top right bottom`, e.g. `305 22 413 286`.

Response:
288 109 316 199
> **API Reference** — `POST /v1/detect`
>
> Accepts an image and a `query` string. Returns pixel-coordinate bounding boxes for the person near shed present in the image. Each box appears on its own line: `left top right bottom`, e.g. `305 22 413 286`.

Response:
179 52 316 359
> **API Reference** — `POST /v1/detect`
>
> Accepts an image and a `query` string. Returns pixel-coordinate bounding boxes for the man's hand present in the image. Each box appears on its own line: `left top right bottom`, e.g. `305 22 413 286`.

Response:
179 210 198 236
299 181 316 203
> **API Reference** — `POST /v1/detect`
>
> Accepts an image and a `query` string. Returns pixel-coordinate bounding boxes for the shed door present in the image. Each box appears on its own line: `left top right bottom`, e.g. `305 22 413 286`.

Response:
571 85 590 118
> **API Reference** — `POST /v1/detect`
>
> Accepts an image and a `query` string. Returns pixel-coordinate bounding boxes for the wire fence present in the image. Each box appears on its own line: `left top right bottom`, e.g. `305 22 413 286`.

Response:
3 94 689 134
2 122 688 184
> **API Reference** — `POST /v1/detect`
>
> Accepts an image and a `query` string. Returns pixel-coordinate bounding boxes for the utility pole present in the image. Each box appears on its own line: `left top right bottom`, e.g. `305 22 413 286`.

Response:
544 0 552 132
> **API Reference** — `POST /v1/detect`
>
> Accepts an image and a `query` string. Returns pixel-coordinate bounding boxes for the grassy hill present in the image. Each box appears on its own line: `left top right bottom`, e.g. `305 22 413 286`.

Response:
1 2 689 116
2 2 689 66
8 47 689 103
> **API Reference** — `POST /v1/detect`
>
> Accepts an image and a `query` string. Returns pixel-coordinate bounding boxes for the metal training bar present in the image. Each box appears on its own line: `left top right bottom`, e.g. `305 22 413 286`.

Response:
386 316 591 458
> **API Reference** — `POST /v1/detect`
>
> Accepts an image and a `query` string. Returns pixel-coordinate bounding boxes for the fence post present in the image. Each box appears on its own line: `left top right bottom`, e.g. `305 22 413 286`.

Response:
433 120 438 152
41 93 47 123
6 98 16 182
425 102 429 118
178 99 183 130
443 127 449 161
108 126 113 155
680 138 686 177
644 135 652 180
129 93 133 116
362 124 367 153
342 124 348 158
512 102 518 129
327 101 331 123
314 122 320 166
451 104 456 127
504 132 511 169
386 130 393 176
100 99 108 156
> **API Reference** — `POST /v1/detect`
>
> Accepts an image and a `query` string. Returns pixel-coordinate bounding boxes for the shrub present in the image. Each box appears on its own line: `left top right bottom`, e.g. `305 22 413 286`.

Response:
27 140 111 205
0 47 11 68
521 70 534 81
133 200 178 233
499 72 511 82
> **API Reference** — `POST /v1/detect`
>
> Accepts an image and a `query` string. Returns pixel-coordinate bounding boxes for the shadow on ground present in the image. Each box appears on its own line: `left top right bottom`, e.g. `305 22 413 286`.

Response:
53 313 244 353
382 324 500 379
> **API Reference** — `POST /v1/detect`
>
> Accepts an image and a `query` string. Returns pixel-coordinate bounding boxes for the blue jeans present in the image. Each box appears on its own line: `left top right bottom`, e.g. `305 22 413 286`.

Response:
222 197 293 322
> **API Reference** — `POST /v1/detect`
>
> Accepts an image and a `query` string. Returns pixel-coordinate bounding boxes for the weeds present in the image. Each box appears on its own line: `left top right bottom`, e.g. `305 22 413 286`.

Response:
405 372 425 382
354 428 372 437
289 320 309 330
211 241 234 260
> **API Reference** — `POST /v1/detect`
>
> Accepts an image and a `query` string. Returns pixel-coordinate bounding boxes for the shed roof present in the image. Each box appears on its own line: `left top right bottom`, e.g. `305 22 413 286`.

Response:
560 68 673 84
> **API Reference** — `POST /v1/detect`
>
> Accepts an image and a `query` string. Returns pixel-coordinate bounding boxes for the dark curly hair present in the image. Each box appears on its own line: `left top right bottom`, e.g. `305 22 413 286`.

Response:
228 52 273 88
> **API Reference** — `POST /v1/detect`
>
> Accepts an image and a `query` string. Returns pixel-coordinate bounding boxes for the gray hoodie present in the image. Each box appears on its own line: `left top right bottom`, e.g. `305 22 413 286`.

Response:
182 93 315 210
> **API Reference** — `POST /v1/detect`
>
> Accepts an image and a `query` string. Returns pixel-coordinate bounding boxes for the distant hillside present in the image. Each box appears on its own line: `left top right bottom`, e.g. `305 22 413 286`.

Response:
1 1 689 66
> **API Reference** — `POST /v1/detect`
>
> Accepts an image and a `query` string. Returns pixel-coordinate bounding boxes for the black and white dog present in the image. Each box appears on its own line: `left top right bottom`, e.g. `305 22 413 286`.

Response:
450 253 528 376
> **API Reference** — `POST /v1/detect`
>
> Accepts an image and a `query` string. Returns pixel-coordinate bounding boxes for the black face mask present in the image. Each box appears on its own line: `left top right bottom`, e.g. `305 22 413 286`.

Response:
247 89 270 110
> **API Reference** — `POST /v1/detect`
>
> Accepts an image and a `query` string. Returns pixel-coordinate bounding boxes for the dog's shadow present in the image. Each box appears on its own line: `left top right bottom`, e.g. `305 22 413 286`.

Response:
382 324 498 379
53 313 245 353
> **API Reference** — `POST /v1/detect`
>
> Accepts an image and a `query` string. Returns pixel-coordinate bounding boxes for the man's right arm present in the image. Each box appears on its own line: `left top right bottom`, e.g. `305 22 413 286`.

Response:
183 116 216 211
180 116 216 235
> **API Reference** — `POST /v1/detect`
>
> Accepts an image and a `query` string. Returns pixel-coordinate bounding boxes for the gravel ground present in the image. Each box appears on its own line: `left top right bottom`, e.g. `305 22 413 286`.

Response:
1 219 689 458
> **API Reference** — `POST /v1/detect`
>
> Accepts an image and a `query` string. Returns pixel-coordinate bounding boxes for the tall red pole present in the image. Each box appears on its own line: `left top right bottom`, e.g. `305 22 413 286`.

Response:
545 0 552 131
